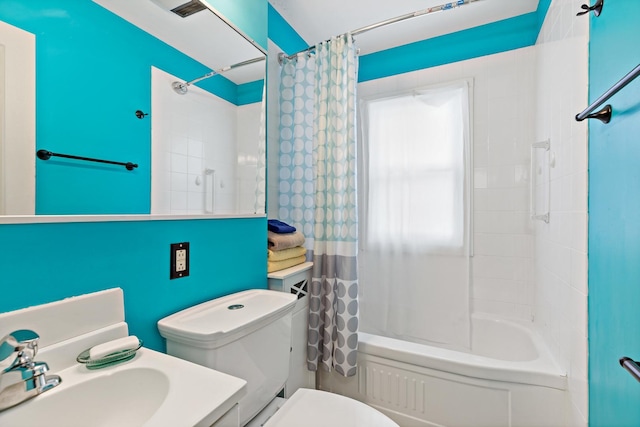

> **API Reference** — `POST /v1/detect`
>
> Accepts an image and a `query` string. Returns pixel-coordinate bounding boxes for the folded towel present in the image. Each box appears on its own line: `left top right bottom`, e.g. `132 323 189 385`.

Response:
268 255 307 273
268 231 305 251
268 246 307 262
268 219 296 234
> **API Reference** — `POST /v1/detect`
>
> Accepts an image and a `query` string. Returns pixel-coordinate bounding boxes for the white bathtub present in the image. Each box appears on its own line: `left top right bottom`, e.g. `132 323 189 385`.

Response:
318 314 567 427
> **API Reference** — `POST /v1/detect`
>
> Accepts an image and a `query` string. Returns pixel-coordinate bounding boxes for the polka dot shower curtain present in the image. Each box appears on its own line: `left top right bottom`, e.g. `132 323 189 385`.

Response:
254 84 266 213
278 34 359 377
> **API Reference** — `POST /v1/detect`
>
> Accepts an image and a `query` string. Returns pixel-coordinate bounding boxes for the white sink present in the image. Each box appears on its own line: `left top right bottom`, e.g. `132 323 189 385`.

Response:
0 348 247 427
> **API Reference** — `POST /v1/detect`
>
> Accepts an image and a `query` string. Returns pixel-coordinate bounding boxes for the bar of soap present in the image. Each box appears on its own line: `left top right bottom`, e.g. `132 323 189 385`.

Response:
89 336 139 360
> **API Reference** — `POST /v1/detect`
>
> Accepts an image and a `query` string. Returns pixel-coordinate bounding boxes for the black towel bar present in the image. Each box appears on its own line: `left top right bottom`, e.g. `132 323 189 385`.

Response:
575 63 640 123
36 149 138 171
620 357 640 382
577 0 604 17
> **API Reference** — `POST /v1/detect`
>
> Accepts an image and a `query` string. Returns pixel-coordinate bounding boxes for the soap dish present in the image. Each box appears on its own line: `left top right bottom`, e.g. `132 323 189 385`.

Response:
76 339 143 370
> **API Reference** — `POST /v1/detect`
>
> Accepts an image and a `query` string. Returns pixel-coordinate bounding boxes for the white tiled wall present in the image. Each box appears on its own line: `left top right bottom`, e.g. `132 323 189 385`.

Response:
534 1 589 425
467 48 537 320
151 67 262 215
357 47 537 321
236 102 263 213
267 40 284 218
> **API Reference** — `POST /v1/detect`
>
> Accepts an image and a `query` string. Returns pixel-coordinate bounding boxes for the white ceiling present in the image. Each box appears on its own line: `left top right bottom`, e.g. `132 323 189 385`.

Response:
269 0 539 55
92 0 265 84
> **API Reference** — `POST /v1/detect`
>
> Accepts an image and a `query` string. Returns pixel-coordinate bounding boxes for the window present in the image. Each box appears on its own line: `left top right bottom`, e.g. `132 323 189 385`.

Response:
361 81 471 253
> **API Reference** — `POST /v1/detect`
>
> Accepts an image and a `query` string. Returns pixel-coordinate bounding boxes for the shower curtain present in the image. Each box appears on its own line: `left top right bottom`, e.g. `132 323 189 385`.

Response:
278 34 359 377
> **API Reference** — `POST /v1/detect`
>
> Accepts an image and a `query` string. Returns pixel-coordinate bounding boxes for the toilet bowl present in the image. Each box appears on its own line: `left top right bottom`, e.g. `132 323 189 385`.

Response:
263 388 397 427
157 289 397 427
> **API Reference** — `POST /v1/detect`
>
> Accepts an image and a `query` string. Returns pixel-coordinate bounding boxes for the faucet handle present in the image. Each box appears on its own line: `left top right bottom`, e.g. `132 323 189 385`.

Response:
0 330 40 362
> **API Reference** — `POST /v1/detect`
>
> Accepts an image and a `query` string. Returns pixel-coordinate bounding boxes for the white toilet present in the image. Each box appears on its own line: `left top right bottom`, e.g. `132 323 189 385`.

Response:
157 289 398 427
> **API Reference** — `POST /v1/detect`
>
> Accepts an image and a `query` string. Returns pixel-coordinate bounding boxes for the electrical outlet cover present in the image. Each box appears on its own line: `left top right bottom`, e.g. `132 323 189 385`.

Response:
170 242 190 279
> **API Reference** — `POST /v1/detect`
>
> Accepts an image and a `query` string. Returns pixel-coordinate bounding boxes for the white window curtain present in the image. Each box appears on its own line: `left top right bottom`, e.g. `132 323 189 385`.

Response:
358 80 472 350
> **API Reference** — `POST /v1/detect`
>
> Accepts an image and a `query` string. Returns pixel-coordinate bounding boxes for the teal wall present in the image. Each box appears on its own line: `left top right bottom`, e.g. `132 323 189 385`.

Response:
588 1 640 425
360 12 538 82
210 0 268 51
267 4 308 55
0 217 268 352
268 2 551 82
0 0 263 215
238 79 266 105
360 1 550 81
0 0 269 353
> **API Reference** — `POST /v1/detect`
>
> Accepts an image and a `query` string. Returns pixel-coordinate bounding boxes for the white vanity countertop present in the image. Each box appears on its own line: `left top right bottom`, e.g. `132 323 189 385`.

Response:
0 347 247 427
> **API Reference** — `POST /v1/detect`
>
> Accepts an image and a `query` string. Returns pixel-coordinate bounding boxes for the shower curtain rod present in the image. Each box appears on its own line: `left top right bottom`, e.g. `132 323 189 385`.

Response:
278 0 480 63
172 56 266 94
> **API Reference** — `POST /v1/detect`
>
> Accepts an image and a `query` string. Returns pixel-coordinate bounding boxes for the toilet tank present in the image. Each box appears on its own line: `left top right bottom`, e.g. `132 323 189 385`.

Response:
157 289 297 426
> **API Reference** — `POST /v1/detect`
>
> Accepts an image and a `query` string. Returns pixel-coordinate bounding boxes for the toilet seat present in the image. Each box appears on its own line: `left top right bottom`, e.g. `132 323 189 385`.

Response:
264 388 399 427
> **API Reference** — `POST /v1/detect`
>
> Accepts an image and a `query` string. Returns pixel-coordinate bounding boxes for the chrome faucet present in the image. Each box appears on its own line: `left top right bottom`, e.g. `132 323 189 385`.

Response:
0 330 62 411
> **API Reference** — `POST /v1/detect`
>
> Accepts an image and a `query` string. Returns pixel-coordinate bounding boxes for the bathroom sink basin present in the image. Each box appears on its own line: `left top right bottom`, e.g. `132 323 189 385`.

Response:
2 368 169 427
0 347 246 427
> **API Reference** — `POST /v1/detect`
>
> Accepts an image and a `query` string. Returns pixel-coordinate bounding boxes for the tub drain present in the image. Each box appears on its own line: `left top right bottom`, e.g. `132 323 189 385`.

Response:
228 304 244 310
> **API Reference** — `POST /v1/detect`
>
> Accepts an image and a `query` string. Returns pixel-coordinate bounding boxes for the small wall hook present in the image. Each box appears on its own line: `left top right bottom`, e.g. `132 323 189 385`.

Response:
577 0 603 17
135 110 149 119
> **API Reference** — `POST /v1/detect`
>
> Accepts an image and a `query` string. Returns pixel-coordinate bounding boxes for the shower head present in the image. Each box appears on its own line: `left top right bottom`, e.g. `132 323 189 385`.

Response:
171 73 213 95
170 56 265 95
171 67 220 95
172 81 189 95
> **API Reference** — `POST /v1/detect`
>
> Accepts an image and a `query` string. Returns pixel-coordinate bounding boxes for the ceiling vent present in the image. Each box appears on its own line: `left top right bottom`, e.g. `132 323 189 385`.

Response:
149 0 206 18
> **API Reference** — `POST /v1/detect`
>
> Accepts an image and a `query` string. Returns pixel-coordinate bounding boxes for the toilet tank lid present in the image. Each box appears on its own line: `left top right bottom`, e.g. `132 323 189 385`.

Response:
157 289 297 348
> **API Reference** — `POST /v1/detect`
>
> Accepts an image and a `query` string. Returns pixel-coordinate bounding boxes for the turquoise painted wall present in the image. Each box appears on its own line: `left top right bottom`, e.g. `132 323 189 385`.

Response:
360 1 551 82
0 0 263 215
268 2 550 83
359 12 539 82
588 1 640 425
267 4 308 55
0 0 269 354
210 0 267 51
0 217 268 352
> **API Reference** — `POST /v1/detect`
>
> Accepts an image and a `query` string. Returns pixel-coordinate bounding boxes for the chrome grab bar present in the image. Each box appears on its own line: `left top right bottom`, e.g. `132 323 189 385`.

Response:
530 139 550 223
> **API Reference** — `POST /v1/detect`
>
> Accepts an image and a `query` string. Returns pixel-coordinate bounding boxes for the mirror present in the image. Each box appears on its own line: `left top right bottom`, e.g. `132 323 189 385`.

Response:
0 0 266 217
